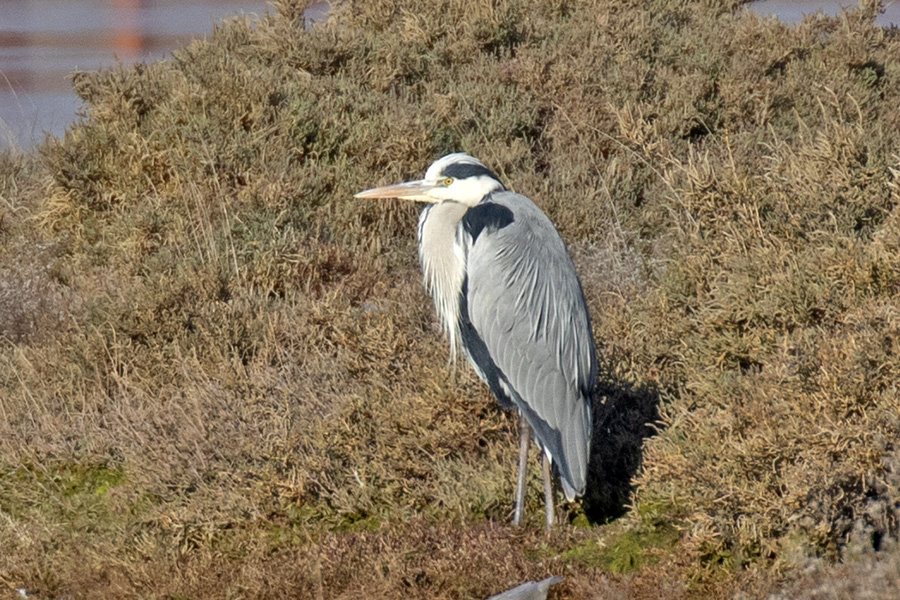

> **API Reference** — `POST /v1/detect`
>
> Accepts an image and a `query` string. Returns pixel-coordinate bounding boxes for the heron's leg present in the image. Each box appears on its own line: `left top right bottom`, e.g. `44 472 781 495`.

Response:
542 452 555 532
513 415 531 526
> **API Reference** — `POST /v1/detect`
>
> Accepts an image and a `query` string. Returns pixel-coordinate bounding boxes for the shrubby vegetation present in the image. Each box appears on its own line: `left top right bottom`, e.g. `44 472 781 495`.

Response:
1 0 898 597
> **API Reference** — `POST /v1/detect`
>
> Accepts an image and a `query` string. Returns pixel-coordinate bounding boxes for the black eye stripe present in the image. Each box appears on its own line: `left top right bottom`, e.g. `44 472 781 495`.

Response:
442 162 503 182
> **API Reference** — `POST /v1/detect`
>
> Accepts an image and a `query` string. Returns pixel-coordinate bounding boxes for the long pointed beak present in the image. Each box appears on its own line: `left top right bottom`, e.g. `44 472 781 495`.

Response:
354 179 438 202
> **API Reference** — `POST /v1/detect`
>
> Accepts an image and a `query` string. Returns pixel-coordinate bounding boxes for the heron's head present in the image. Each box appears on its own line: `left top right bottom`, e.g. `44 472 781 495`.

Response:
355 153 505 206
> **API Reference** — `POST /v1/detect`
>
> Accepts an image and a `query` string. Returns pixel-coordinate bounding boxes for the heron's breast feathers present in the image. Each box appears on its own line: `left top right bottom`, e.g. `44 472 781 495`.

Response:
418 202 470 360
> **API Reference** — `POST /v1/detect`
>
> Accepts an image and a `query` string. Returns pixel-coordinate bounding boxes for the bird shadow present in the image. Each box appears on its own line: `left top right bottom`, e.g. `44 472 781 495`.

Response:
581 376 661 524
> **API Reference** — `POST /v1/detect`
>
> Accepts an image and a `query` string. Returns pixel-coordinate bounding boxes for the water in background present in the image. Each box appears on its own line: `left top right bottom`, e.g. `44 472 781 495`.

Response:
747 0 900 26
0 0 328 151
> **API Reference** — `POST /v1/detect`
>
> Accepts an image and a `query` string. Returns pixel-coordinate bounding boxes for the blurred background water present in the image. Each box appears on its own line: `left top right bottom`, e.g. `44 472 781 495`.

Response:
0 1 897 152
748 0 900 26
0 1 328 151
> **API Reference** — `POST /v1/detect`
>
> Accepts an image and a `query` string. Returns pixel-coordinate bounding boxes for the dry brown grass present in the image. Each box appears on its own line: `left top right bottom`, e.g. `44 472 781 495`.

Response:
766 544 900 600
2 0 900 598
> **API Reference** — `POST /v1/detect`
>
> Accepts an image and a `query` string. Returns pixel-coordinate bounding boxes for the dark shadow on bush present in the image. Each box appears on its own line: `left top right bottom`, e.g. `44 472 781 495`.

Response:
582 379 661 524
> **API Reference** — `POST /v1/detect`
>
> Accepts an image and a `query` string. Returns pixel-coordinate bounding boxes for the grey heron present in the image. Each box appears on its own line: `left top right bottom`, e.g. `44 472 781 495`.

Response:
356 153 596 529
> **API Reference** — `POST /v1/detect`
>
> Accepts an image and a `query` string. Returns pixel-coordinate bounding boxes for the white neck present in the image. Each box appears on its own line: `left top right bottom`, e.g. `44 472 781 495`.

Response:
417 201 469 360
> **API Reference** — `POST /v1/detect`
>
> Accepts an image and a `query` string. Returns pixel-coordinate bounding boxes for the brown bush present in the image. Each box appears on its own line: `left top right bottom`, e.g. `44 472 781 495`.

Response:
1 0 900 598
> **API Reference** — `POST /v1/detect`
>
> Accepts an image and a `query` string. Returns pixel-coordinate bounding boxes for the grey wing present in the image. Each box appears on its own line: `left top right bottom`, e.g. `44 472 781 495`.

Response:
460 192 596 499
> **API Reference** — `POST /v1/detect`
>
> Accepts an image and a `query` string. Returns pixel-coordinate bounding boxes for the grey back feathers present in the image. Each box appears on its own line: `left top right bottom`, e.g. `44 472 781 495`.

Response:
456 191 595 500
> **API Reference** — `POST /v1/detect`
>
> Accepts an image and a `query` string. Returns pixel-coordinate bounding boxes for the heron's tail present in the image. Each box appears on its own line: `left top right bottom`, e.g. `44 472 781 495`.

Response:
560 477 579 503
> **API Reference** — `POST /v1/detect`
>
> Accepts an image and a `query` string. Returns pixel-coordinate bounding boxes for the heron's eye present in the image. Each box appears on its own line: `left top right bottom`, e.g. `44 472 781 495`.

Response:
443 177 453 186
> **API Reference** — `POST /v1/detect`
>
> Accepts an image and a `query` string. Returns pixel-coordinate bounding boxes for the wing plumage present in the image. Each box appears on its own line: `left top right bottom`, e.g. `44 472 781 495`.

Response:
458 191 596 500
